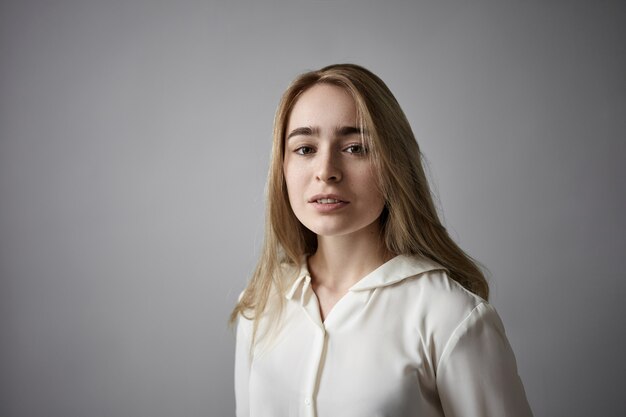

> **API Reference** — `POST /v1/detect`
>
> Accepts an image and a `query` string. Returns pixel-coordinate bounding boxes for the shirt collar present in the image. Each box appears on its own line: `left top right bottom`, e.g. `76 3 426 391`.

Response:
284 254 445 300
285 267 310 301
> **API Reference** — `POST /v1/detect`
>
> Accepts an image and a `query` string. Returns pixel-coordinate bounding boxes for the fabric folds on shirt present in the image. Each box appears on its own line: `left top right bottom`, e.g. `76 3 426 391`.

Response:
235 255 533 417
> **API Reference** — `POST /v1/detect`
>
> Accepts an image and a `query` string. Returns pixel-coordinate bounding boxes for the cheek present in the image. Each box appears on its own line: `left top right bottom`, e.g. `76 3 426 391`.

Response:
283 164 304 201
354 165 379 190
357 168 385 210
367 192 386 214
282 160 293 189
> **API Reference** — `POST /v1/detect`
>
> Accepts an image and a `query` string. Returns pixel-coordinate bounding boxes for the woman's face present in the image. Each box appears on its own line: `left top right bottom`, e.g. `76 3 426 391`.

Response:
283 83 385 238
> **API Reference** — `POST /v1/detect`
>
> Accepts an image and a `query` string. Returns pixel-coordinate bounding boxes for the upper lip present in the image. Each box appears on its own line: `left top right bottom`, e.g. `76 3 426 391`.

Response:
308 194 349 203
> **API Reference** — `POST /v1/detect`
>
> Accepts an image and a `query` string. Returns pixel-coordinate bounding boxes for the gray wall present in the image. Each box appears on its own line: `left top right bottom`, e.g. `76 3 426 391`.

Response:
1 1 624 416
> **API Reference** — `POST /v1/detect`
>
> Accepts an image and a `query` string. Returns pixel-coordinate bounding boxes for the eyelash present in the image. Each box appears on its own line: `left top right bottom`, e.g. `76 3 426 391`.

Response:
345 144 367 155
294 146 314 155
293 144 367 156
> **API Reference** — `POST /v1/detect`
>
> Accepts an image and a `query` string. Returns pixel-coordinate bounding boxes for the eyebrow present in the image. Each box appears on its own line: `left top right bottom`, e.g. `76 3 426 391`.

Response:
286 126 316 139
337 126 363 136
286 126 364 140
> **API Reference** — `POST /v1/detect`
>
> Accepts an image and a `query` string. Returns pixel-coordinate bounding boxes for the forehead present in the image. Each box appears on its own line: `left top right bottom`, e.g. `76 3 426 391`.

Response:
287 83 357 128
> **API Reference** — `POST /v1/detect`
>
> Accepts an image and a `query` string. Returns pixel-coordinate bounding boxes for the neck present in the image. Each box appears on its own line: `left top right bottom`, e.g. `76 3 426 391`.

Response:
308 221 394 291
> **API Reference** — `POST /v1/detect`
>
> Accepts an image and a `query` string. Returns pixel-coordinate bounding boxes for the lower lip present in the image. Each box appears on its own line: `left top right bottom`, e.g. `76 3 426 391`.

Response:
310 201 349 213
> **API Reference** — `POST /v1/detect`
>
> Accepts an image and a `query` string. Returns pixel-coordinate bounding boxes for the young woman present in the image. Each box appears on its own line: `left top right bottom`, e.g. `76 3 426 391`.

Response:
231 64 533 417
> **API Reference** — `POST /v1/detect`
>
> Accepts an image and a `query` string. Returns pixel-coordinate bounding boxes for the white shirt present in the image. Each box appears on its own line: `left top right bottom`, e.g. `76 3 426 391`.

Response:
235 255 533 417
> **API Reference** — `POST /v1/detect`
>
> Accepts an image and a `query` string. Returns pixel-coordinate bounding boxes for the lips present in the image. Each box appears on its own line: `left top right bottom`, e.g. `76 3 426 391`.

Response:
316 198 342 204
308 194 348 204
307 194 349 213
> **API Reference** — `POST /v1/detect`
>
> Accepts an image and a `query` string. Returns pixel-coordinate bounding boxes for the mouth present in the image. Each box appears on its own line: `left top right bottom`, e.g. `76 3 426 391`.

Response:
308 194 349 204
315 198 343 204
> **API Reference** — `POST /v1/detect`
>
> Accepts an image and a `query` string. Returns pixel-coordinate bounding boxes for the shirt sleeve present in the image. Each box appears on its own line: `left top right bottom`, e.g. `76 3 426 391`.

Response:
436 302 533 417
234 314 252 417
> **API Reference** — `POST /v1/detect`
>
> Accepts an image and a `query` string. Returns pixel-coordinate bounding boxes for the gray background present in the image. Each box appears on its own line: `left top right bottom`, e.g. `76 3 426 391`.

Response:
1 1 624 416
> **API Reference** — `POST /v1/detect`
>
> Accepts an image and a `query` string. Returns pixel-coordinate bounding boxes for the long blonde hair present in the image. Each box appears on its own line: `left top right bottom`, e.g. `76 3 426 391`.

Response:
230 64 489 340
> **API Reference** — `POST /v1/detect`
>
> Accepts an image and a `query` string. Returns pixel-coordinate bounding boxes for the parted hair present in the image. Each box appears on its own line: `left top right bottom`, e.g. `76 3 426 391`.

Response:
230 64 489 342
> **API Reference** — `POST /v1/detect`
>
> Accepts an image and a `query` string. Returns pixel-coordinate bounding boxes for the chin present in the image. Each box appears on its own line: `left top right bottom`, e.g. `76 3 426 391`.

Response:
301 222 344 237
303 222 368 238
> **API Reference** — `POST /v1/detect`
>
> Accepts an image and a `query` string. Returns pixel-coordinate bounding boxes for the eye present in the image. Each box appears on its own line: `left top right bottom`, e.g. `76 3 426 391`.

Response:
344 144 367 155
295 146 315 155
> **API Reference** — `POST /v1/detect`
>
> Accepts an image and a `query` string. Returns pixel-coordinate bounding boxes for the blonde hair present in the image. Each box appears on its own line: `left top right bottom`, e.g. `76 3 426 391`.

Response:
230 64 489 341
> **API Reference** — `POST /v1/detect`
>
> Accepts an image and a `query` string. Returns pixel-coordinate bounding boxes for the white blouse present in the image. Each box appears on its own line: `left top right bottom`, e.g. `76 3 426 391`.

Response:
235 255 533 417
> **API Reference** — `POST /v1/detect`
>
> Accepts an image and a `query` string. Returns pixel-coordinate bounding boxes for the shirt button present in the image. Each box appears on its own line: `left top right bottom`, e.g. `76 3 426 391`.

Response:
304 398 311 406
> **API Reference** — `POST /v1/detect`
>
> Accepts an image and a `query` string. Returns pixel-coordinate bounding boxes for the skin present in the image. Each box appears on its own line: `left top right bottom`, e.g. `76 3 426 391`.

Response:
283 83 393 321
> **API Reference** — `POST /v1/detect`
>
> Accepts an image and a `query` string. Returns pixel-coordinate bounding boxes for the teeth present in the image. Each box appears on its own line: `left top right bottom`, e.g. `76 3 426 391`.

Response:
317 198 340 204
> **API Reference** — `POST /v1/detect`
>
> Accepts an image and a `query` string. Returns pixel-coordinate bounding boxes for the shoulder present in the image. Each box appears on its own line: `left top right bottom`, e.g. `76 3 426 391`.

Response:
395 265 496 368
407 267 486 326
354 254 487 334
376 255 485 324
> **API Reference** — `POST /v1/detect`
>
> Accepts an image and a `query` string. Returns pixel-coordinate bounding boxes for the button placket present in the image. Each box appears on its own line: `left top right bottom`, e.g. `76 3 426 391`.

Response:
302 327 325 416
299 277 327 416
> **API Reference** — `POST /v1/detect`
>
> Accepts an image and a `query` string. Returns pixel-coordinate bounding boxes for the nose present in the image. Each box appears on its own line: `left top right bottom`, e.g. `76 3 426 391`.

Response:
316 150 342 183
